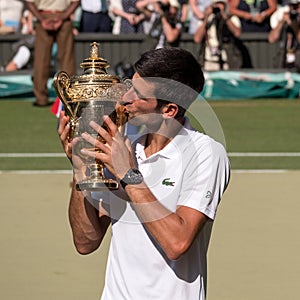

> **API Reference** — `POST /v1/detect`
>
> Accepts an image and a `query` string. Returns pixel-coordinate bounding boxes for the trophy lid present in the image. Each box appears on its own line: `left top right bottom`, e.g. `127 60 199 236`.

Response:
70 42 120 87
80 42 110 75
54 42 125 105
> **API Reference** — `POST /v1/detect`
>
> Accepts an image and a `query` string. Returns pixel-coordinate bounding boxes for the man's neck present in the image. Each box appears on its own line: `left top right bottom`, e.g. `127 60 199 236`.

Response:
144 117 184 158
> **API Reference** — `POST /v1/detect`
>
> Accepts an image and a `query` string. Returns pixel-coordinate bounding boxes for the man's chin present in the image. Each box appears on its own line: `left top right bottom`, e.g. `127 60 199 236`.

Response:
128 117 143 126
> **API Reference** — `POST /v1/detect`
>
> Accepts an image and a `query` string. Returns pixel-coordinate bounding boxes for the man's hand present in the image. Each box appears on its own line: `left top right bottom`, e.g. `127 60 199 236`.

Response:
126 13 136 25
58 111 72 161
80 116 134 180
58 111 87 180
41 17 63 31
251 12 265 23
283 12 292 26
52 17 63 31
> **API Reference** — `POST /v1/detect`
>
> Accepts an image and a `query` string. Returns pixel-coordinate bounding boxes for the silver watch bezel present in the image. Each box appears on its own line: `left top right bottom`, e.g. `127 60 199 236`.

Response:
120 169 143 186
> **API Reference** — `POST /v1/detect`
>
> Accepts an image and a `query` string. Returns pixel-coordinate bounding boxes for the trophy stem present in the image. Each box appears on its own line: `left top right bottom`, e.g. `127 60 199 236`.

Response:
76 163 119 191
90 163 104 179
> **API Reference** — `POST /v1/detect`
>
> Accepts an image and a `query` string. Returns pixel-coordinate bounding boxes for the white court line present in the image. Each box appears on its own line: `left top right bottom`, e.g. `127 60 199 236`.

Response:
0 170 72 174
0 152 300 158
231 169 290 173
0 153 65 158
0 153 298 175
228 152 300 157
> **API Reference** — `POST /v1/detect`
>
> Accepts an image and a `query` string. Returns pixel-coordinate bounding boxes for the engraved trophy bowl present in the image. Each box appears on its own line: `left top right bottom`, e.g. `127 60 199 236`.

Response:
53 42 128 191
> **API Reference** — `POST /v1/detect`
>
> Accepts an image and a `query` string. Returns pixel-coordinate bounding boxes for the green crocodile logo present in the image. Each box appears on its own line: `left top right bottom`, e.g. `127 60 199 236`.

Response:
162 178 175 186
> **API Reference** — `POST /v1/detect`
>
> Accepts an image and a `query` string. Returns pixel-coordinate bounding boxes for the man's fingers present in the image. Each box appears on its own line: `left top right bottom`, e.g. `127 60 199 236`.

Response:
57 111 66 135
81 132 110 154
58 111 68 133
58 112 70 143
89 116 120 145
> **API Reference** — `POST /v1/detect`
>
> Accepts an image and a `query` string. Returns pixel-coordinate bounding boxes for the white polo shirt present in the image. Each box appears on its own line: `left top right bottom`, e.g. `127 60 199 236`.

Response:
93 118 230 300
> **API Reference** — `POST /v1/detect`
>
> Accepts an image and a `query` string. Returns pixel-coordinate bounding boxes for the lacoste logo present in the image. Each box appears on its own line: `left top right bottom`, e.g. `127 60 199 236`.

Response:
162 178 175 186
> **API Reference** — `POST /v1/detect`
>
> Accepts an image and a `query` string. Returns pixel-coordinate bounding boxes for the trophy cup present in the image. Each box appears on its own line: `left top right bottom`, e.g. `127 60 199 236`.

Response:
53 42 128 191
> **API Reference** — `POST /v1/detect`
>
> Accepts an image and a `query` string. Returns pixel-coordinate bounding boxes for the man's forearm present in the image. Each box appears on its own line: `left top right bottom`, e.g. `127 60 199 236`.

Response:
26 2 43 22
193 20 207 44
68 179 110 254
124 183 207 260
268 21 284 43
62 1 80 20
226 18 241 38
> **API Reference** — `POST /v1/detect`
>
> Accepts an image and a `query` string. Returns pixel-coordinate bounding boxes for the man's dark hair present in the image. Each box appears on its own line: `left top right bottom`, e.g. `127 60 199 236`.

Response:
134 47 204 93
134 47 205 118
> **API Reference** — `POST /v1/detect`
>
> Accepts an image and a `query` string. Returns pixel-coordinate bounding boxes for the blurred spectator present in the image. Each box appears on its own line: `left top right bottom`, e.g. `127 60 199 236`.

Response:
188 0 211 34
178 0 189 31
194 0 253 70
4 36 35 72
114 61 135 79
80 0 112 32
269 0 300 69
228 0 277 32
1 10 35 72
137 0 182 48
0 0 24 33
21 8 35 34
25 0 79 107
109 0 146 33
2 10 78 73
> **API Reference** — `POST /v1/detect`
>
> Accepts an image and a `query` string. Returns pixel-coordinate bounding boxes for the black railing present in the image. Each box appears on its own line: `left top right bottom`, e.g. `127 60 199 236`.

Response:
0 32 279 73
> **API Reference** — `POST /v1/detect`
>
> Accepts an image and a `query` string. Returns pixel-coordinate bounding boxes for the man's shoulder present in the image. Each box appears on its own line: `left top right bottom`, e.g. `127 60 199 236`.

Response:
183 123 227 158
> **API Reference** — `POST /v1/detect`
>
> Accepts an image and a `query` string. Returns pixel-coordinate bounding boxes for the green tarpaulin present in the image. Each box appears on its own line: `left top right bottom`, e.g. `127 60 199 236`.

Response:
201 71 300 99
0 75 56 98
1 71 300 99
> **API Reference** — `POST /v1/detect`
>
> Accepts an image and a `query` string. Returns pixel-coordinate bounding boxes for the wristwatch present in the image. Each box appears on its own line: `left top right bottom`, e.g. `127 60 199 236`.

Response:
120 169 143 189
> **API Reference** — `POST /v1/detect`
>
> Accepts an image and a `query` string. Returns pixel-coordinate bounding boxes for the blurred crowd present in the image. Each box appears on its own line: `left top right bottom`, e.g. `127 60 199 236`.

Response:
1 0 300 74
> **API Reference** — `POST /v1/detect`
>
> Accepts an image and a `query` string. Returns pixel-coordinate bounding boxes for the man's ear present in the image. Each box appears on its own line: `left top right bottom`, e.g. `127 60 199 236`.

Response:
162 103 179 119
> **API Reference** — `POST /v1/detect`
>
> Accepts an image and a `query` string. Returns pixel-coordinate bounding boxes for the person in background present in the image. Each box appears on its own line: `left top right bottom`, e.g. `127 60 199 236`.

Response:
2 10 35 72
194 0 252 70
179 0 189 32
3 9 79 73
137 0 182 48
0 0 24 33
188 0 211 34
228 0 277 32
25 0 79 107
58 46 230 300
80 0 112 32
3 37 35 72
269 0 300 69
21 8 35 34
109 0 146 34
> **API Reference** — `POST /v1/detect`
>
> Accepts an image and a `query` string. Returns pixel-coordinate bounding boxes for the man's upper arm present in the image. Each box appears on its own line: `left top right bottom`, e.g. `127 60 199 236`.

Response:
176 205 209 243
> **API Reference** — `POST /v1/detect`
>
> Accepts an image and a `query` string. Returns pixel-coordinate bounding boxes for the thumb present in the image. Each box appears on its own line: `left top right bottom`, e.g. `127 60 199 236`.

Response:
124 136 135 167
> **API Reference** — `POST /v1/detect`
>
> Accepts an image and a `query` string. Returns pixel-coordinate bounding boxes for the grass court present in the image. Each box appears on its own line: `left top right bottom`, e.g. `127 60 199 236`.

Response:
0 98 299 299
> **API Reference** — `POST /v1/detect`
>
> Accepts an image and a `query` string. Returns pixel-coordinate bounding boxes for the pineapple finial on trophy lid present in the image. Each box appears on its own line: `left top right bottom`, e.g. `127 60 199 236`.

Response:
80 42 110 74
90 42 99 59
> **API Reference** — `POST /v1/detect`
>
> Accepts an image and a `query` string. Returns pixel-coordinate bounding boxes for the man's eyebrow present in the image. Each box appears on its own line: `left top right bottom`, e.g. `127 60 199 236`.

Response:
133 86 147 99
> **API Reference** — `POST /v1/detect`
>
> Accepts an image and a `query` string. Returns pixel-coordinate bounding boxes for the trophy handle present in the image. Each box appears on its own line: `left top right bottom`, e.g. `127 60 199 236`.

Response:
53 71 76 119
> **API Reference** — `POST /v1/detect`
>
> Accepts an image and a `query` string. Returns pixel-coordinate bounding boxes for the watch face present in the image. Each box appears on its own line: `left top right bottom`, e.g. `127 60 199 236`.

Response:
123 169 143 185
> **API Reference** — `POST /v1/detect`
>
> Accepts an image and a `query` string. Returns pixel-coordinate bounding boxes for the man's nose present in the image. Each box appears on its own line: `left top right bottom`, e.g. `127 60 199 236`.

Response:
120 88 136 105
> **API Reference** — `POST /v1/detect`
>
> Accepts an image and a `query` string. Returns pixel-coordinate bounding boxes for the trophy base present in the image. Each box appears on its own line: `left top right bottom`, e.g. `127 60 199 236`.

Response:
76 178 119 191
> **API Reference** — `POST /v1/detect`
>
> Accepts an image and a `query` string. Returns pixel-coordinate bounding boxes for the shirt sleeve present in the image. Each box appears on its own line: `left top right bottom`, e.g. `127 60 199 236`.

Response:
230 15 241 28
177 138 230 220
